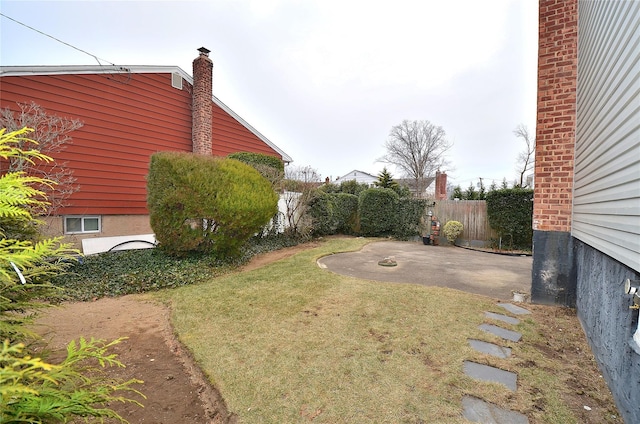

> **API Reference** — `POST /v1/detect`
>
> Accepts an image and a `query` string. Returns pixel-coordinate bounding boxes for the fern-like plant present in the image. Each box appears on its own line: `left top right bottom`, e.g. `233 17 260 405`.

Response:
1 338 144 423
0 127 144 423
0 127 78 340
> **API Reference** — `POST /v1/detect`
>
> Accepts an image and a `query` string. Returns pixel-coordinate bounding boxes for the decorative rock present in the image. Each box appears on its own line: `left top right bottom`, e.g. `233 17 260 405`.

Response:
512 291 528 303
377 257 397 267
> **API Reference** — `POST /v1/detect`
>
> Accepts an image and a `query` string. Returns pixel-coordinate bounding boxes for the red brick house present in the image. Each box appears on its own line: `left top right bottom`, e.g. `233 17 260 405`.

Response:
0 48 291 251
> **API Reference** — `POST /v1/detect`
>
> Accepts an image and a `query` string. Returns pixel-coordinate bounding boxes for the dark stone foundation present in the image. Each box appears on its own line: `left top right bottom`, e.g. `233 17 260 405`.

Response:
531 230 576 306
574 239 640 424
532 231 640 422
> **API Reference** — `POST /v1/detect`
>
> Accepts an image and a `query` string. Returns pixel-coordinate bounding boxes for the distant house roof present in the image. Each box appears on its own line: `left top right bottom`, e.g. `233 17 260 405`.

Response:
336 170 378 185
396 177 436 194
0 65 292 163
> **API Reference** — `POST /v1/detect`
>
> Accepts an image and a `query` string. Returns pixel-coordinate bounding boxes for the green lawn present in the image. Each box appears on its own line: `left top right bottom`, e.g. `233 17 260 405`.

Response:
155 237 613 423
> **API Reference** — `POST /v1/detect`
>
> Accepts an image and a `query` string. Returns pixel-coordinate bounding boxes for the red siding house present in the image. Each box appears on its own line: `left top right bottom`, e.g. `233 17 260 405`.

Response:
0 48 292 252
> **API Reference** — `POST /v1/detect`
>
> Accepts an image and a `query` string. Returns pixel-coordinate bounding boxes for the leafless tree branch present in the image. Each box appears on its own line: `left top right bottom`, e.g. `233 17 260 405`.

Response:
378 119 452 197
0 102 83 215
281 165 320 235
514 124 535 188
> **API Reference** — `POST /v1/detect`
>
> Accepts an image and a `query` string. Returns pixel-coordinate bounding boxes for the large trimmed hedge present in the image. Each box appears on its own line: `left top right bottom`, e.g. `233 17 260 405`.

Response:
147 152 278 257
227 152 284 186
226 151 284 173
307 188 426 238
308 192 359 236
308 191 334 236
358 188 399 236
394 198 429 239
486 188 533 249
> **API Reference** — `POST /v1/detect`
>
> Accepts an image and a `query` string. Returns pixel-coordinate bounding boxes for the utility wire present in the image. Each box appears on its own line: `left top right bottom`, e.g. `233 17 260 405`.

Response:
0 12 115 66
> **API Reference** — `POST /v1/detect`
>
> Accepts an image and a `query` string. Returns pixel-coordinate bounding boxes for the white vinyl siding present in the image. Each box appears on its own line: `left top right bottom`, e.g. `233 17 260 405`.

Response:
574 0 640 272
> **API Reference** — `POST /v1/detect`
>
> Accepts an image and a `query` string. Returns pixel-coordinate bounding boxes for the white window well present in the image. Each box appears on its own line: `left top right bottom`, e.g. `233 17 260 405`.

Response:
64 216 101 234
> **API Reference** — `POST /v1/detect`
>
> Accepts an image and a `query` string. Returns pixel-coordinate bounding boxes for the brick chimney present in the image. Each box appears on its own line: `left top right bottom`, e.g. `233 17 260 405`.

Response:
435 171 447 200
192 47 213 155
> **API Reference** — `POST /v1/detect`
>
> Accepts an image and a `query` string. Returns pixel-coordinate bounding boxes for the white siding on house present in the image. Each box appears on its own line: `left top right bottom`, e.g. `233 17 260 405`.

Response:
574 0 640 272
336 170 377 186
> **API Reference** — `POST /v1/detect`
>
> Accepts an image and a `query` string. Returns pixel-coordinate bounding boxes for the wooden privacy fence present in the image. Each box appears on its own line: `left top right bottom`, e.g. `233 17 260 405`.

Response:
429 200 498 243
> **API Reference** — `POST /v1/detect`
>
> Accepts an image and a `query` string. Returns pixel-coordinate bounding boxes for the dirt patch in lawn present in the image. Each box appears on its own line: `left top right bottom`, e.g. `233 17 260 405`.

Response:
34 242 316 424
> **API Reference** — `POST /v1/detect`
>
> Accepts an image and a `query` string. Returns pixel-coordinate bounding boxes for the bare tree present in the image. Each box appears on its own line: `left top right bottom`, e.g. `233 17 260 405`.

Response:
281 165 320 235
378 119 452 198
0 102 83 214
514 124 535 188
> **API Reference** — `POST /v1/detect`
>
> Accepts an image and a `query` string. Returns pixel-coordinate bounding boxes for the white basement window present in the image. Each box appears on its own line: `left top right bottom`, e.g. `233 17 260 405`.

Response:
64 216 101 234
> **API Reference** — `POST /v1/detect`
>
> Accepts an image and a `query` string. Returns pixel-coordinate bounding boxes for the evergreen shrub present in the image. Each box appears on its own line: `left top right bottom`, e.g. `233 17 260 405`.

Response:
358 188 399 236
486 188 534 249
308 192 359 236
308 191 334 236
0 128 142 422
443 220 464 244
320 180 370 196
333 192 359 234
147 152 278 257
227 151 284 174
393 198 429 239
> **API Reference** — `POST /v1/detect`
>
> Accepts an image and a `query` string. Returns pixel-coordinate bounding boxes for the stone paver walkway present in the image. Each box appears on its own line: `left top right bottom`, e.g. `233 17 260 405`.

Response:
462 303 530 424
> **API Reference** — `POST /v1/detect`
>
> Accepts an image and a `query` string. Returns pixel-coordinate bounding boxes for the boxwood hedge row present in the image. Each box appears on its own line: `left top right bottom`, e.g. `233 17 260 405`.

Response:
307 188 427 239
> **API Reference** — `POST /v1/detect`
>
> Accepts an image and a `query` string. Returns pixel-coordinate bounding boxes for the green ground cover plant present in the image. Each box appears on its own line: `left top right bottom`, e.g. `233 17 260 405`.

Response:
155 237 606 423
52 233 307 300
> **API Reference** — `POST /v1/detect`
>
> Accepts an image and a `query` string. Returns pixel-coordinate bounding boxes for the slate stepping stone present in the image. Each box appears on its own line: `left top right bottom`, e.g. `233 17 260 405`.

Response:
463 361 517 391
479 324 522 342
497 303 531 315
468 339 512 359
485 311 520 325
462 396 529 424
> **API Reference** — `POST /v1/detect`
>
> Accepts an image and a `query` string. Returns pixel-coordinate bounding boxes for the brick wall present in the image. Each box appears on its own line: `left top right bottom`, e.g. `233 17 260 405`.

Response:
192 47 213 155
533 0 578 232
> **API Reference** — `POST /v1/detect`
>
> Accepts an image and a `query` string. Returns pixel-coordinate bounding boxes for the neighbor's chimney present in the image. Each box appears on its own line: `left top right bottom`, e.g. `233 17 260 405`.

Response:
435 171 447 200
192 47 213 155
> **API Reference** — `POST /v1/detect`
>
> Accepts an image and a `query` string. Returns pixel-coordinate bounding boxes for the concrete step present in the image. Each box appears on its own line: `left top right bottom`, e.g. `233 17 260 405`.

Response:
485 311 520 325
497 303 531 315
462 396 529 424
463 361 518 391
468 339 512 359
479 323 522 342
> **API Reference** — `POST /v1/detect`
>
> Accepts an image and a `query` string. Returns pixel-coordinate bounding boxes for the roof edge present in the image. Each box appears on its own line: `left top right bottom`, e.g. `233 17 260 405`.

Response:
0 65 293 163
0 65 192 80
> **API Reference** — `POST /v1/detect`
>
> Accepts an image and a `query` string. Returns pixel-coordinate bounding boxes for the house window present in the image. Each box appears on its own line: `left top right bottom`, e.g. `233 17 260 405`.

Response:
64 216 101 234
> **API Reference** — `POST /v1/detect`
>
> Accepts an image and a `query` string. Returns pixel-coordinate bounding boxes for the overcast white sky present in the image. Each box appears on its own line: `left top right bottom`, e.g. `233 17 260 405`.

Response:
1 0 538 189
